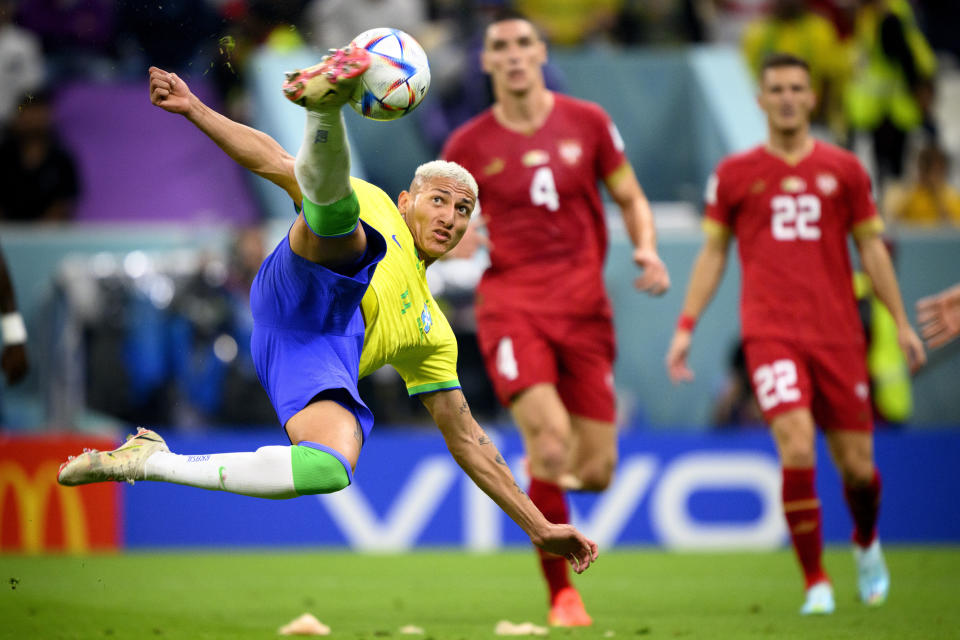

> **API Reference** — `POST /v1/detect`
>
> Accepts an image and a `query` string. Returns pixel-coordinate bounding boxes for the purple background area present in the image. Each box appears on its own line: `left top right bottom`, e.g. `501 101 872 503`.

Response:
53 82 260 224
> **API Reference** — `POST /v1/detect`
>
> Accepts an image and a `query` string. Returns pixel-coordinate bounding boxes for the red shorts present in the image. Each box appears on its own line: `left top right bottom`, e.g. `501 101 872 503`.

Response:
476 310 616 423
743 338 873 431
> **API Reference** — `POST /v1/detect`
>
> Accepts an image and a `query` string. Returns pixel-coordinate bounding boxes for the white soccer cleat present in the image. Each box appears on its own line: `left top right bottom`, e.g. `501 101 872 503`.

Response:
57 427 168 486
800 581 835 615
854 539 890 606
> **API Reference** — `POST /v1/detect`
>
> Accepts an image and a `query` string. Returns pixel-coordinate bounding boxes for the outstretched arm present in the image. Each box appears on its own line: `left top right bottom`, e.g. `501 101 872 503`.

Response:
856 234 926 370
148 67 302 205
0 246 27 384
917 283 960 349
605 163 670 296
665 227 730 383
421 389 599 573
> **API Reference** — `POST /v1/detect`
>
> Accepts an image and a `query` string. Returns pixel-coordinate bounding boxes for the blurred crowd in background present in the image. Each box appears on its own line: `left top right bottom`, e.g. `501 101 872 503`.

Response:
0 0 958 431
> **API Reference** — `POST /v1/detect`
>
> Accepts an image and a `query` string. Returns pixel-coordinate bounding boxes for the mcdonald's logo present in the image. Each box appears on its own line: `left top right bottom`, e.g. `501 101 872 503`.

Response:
0 435 120 553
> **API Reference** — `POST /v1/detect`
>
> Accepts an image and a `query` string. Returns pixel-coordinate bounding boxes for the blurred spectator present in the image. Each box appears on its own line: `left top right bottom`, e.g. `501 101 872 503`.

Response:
884 144 960 226
0 90 79 222
304 0 427 50
0 244 28 384
17 0 117 81
705 0 772 44
0 243 27 424
611 0 709 46
115 0 221 77
167 227 275 427
0 0 43 125
710 341 763 428
844 0 936 187
915 0 960 61
515 0 621 46
741 0 847 137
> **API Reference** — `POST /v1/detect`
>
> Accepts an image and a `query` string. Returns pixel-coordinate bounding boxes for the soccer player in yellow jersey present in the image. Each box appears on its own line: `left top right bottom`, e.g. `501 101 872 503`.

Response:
57 48 598 572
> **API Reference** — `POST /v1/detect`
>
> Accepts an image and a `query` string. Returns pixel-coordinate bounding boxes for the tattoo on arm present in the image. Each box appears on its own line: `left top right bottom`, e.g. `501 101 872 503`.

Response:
513 481 531 500
494 453 506 466
354 418 362 446
478 433 491 446
314 129 328 144
458 393 470 415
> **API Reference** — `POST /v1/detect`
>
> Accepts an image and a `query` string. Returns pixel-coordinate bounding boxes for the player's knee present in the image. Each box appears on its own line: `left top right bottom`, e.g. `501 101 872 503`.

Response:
576 456 617 492
838 456 874 487
290 443 353 495
529 435 569 477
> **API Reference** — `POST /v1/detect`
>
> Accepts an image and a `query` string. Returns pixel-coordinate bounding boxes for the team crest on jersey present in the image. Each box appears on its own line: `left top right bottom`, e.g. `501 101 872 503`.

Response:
781 176 807 193
418 302 433 336
854 382 869 400
816 173 838 196
558 140 582 166
483 157 504 176
522 150 550 167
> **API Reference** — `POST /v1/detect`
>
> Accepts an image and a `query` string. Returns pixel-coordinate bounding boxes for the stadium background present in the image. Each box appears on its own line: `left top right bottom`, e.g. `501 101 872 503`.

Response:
1 0 958 560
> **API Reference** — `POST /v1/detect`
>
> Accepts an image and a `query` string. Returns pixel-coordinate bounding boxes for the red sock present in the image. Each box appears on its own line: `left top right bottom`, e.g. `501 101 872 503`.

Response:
782 467 828 588
844 469 882 548
528 477 570 603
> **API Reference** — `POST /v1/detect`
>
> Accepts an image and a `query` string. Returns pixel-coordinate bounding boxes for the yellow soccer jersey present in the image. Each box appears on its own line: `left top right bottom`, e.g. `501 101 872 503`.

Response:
350 177 461 396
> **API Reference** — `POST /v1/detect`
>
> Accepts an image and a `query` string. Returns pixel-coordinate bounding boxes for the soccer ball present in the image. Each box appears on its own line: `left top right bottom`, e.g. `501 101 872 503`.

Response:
348 28 431 121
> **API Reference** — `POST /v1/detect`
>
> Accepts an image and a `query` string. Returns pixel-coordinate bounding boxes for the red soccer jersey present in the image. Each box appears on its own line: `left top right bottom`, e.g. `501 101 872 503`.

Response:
705 140 882 345
442 94 627 316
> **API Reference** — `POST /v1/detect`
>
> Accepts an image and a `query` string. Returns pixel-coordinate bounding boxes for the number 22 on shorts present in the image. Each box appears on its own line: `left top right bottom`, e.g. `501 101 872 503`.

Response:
753 358 801 410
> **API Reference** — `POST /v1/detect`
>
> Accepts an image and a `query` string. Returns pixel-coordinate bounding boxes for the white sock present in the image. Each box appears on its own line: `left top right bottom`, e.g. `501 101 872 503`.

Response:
295 109 352 205
143 446 298 499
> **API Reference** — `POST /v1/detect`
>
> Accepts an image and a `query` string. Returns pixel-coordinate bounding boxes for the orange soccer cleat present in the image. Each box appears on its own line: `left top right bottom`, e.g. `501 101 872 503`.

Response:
281 46 370 110
548 587 593 627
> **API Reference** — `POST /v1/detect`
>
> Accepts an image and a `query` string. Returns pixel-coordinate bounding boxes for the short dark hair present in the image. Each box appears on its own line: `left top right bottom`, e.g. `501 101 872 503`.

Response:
489 8 531 26
761 52 810 75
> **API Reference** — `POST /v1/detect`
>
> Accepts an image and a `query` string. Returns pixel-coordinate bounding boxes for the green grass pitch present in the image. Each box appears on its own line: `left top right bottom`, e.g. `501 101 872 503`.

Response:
2 547 958 639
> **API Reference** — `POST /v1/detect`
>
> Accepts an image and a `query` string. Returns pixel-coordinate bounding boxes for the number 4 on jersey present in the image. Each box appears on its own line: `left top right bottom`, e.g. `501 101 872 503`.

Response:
530 167 559 212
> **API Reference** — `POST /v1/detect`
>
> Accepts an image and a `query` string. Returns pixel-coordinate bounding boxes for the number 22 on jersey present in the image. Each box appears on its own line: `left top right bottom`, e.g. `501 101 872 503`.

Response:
771 194 821 241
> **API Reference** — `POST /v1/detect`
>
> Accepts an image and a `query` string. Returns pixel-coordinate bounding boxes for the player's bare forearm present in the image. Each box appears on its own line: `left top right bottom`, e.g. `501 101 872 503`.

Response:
606 163 655 251
184 97 301 202
421 390 546 538
857 235 909 328
858 234 927 368
681 233 729 319
607 164 670 294
422 389 598 571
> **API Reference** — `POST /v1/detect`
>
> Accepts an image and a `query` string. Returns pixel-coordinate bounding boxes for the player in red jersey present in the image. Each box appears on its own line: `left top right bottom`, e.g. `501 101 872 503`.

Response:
666 53 926 615
442 10 670 626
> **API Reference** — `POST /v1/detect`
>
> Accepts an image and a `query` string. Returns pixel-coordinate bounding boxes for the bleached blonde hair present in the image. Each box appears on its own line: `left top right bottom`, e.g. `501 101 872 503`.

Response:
410 160 480 214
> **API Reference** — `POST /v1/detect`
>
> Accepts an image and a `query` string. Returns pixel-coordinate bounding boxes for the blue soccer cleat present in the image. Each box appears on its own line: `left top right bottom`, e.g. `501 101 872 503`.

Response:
800 581 835 615
854 539 890 606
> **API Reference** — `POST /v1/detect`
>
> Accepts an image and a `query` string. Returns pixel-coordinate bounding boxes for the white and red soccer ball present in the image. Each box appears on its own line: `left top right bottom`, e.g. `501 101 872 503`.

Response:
348 28 431 121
